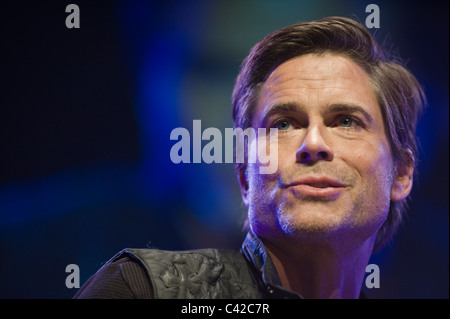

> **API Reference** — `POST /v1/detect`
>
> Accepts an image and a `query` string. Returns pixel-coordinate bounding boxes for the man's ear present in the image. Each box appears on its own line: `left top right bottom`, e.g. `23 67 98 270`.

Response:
238 168 249 207
390 157 414 202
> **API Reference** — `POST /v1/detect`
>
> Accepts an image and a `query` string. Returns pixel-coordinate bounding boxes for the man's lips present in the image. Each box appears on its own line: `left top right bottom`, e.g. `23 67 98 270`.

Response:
284 176 346 198
285 176 345 188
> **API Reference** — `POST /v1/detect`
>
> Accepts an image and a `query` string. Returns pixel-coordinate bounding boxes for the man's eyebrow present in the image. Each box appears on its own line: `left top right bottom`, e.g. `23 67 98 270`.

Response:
258 102 374 126
326 103 374 123
258 103 305 126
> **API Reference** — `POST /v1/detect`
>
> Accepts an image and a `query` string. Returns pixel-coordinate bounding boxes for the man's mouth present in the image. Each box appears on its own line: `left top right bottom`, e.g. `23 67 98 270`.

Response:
285 176 346 198
304 182 335 188
287 176 345 188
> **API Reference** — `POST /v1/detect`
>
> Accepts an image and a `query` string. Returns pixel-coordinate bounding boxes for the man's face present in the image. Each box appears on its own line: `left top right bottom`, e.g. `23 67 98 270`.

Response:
243 53 399 247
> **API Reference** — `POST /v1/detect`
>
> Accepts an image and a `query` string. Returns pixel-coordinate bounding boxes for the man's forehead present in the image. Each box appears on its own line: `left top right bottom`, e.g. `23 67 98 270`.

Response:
264 53 370 89
255 53 379 120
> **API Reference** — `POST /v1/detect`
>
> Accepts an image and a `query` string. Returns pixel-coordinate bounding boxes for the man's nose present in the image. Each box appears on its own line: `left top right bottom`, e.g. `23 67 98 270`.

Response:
296 126 333 163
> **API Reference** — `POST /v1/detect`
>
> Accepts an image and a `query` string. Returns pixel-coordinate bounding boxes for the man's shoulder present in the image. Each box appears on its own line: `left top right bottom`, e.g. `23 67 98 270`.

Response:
74 251 152 299
118 247 262 299
75 246 264 299
119 247 252 283
120 247 246 267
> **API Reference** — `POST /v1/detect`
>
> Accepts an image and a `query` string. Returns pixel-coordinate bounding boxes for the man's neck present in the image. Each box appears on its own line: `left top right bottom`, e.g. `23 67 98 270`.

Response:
262 235 375 299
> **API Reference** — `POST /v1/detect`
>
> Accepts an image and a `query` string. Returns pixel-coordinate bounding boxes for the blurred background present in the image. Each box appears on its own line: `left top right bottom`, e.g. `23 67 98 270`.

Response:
0 0 448 299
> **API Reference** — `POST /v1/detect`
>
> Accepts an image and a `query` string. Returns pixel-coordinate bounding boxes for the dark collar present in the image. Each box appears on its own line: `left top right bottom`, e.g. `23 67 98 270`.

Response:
241 230 302 299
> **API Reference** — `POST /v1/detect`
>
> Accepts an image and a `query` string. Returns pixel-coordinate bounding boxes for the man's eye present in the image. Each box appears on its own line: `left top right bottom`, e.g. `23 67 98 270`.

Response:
338 116 360 128
273 120 292 130
340 117 354 127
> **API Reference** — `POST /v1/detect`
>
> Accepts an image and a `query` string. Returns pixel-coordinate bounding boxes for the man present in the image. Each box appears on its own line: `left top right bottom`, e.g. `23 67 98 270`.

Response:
74 16 425 299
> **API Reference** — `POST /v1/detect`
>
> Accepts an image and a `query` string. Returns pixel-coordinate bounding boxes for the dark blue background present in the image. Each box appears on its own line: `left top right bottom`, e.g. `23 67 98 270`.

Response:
1 0 448 298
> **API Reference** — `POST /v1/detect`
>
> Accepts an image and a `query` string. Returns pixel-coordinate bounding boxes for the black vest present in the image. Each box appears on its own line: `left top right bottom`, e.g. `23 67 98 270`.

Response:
108 231 302 299
118 247 268 299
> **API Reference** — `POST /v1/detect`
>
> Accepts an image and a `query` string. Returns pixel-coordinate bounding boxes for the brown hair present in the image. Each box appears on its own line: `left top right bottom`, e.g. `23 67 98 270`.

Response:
232 16 426 252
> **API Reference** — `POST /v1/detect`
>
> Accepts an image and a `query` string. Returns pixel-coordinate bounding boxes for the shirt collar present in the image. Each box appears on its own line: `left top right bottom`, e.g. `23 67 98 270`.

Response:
241 230 302 299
